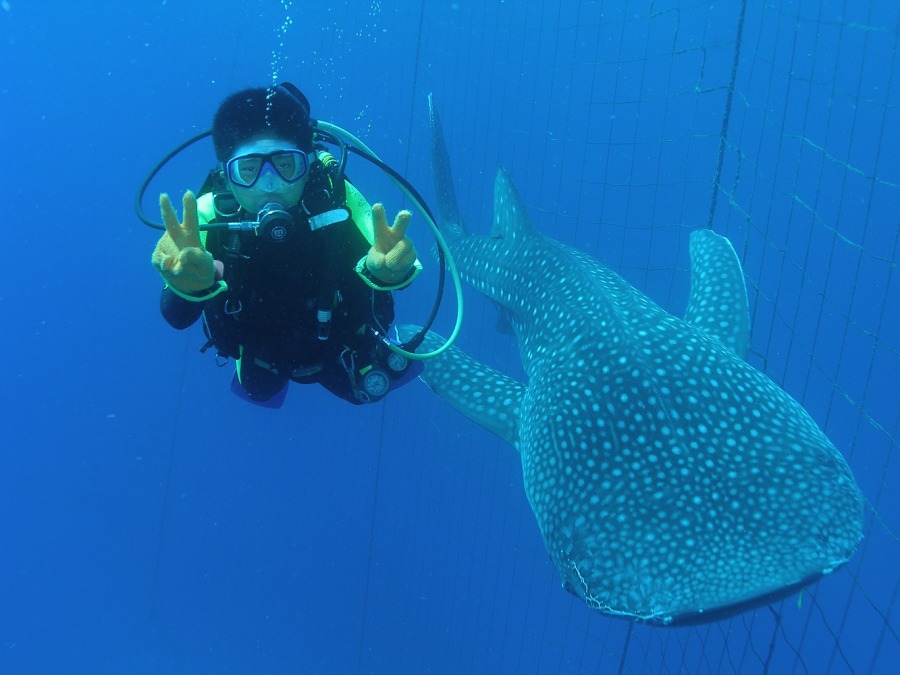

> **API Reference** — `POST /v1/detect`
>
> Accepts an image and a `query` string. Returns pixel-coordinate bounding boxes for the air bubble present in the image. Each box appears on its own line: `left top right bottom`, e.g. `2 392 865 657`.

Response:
266 0 295 125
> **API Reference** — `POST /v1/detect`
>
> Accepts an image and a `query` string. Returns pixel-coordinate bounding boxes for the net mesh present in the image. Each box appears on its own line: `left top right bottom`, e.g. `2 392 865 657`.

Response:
388 0 899 672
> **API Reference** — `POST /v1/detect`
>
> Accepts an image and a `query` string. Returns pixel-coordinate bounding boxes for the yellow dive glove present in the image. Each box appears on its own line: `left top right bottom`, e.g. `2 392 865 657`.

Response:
151 191 225 301
361 203 421 289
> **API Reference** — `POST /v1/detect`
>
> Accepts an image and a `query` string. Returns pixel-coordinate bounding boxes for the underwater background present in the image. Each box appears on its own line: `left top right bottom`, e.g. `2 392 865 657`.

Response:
0 1 897 673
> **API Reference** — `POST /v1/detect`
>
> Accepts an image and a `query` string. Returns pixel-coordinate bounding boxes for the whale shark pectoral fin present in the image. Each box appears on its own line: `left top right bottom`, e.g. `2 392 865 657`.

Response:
683 229 751 359
397 324 524 448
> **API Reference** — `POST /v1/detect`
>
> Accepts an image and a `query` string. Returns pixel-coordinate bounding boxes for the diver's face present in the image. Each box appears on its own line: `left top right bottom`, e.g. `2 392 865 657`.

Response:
225 136 309 213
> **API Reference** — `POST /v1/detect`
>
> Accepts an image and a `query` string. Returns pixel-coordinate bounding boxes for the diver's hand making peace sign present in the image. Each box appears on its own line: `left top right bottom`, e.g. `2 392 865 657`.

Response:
364 203 419 285
151 191 220 293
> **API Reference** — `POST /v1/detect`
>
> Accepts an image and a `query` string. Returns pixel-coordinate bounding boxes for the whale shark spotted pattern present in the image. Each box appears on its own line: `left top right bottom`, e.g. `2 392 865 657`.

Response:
401 97 864 625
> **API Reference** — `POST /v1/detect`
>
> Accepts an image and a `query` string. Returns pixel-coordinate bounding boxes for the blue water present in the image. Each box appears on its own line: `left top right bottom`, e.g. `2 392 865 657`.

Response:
1 1 897 673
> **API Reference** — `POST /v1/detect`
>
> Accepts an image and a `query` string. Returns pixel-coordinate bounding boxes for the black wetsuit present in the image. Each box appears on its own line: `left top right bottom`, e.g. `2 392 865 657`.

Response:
159 204 395 405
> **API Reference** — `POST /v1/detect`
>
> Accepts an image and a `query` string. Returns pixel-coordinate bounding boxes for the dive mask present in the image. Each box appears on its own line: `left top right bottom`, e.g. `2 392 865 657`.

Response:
225 149 311 188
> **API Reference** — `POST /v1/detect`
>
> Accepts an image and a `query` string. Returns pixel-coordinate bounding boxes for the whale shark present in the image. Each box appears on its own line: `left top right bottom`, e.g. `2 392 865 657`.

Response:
401 97 864 625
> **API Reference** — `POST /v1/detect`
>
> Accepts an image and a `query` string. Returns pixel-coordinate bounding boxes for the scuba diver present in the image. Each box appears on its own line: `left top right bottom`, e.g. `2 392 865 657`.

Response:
149 82 423 408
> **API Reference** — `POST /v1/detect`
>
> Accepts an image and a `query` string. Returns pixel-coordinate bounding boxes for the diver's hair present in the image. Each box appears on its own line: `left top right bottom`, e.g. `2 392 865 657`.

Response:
212 83 314 161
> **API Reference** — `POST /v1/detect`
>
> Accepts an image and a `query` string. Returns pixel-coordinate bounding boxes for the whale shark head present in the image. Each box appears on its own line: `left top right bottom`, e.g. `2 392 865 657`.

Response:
405 96 864 625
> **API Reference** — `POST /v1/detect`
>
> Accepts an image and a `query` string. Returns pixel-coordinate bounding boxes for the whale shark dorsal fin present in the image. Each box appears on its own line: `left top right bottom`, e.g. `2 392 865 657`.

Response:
492 168 537 242
683 229 751 359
